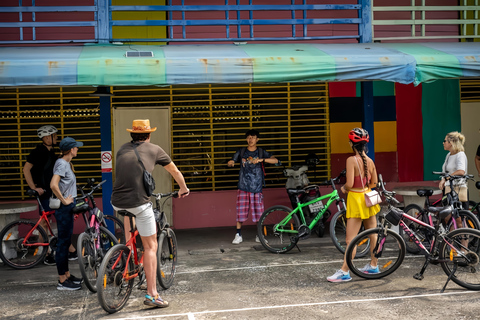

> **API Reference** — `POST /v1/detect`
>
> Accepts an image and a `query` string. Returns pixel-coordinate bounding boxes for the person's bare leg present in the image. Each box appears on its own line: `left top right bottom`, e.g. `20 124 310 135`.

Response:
141 234 163 301
340 218 363 272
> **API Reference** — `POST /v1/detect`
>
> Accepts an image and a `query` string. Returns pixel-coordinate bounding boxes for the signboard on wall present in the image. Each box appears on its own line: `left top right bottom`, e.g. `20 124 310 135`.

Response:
101 151 112 173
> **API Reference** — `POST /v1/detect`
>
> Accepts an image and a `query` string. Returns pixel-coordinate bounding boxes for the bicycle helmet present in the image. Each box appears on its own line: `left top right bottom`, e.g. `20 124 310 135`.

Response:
348 128 369 144
37 125 58 139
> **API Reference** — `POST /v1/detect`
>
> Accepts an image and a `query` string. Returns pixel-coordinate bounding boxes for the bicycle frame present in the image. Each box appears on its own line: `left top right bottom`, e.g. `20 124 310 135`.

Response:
276 179 344 234
20 194 56 247
110 226 143 282
397 213 437 256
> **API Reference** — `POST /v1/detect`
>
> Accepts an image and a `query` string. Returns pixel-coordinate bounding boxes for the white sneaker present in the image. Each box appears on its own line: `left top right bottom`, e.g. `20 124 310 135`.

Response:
232 234 243 244
326 270 352 282
255 235 268 243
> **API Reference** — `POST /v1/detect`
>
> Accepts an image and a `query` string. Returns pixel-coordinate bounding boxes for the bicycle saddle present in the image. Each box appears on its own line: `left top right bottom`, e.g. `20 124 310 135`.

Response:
416 189 434 197
117 210 135 218
286 188 306 195
71 202 89 214
428 205 452 220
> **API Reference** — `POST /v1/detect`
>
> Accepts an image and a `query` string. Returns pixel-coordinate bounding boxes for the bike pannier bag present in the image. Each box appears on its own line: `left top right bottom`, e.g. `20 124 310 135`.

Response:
385 207 403 226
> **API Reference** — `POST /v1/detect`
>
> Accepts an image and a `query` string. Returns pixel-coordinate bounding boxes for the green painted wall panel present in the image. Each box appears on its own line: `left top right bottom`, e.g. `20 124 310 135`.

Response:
422 79 461 181
77 45 166 86
242 44 336 83
373 81 394 96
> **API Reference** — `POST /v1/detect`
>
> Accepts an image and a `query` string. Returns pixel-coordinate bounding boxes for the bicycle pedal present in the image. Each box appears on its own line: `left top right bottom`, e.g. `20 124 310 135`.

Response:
413 273 424 281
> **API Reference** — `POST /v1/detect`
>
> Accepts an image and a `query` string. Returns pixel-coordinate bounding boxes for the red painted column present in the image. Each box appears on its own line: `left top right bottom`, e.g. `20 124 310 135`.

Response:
395 83 423 182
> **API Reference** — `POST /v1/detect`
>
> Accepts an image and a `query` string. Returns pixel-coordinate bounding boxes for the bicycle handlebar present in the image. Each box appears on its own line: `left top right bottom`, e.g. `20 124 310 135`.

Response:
377 174 400 205
433 171 474 181
152 191 179 199
76 179 106 200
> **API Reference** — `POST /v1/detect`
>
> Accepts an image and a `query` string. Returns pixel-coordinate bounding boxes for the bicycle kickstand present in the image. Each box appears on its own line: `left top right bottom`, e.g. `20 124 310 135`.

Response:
441 261 457 293
413 258 430 281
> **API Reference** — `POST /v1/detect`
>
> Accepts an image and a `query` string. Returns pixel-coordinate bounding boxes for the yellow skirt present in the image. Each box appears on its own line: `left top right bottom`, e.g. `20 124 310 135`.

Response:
346 189 380 219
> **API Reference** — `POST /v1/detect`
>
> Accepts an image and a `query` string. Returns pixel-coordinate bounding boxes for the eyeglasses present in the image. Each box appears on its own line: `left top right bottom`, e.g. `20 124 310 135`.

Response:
443 140 448 143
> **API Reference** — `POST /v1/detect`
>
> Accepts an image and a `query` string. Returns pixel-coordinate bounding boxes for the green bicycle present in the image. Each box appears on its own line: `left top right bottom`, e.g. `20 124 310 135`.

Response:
257 170 348 254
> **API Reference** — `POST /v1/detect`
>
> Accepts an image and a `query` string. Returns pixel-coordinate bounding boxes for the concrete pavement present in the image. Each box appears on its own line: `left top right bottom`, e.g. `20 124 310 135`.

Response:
1 225 480 319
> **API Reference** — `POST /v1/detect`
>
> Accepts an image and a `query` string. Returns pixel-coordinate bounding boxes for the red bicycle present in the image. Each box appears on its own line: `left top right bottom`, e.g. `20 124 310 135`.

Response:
0 190 88 269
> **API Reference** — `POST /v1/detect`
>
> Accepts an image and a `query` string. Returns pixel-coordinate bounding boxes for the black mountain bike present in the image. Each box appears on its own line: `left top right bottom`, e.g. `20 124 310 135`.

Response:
399 172 480 255
346 174 480 292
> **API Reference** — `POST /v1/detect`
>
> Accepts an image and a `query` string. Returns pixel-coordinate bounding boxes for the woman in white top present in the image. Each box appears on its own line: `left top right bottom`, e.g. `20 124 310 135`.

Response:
439 131 468 209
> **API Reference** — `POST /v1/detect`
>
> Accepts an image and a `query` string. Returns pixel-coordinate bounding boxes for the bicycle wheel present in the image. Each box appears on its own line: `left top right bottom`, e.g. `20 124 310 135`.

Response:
439 228 480 290
78 227 118 293
103 215 126 244
399 204 428 255
329 210 370 257
96 244 135 314
0 220 49 269
157 229 177 289
346 227 406 280
257 205 300 254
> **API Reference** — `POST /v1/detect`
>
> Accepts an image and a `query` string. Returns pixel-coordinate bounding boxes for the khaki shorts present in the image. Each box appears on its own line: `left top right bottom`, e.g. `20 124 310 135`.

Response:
445 185 468 202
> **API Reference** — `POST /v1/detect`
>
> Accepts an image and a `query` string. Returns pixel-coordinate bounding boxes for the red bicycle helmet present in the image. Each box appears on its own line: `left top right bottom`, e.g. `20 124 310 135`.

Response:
348 128 369 143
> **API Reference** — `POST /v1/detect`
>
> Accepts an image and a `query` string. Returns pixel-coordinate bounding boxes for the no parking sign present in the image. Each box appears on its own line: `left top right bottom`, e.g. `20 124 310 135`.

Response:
101 151 112 173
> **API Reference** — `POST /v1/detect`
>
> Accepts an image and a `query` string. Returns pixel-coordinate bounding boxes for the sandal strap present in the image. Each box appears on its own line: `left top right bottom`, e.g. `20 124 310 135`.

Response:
145 294 163 302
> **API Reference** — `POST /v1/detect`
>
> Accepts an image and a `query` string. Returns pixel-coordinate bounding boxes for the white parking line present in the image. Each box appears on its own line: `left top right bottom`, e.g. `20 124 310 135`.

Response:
108 290 480 320
176 255 421 275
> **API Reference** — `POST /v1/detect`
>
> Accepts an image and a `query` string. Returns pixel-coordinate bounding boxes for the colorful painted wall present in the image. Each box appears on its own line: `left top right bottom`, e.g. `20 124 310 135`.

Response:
329 79 462 183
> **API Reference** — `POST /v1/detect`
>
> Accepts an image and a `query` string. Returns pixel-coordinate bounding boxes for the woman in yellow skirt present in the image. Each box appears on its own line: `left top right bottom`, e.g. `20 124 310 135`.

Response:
327 128 381 282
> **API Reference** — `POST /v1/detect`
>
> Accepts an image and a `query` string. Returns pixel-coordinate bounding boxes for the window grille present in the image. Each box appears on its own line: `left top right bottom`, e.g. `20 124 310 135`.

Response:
0 87 101 200
169 83 330 191
110 83 330 191
460 79 480 102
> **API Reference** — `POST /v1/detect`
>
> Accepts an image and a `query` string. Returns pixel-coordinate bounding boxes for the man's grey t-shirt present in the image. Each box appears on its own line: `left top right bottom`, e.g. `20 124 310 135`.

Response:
52 158 77 198
111 141 171 208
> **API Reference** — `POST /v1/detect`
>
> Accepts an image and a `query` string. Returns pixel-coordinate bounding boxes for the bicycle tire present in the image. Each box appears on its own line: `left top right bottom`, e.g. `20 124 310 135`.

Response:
257 205 300 254
157 229 177 289
103 215 126 244
96 244 135 314
439 228 480 290
0 220 49 269
399 204 427 255
346 227 406 280
78 226 118 293
329 210 370 257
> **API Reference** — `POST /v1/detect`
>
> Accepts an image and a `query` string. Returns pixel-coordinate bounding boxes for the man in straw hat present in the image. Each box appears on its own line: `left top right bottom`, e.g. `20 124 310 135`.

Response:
111 119 189 308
